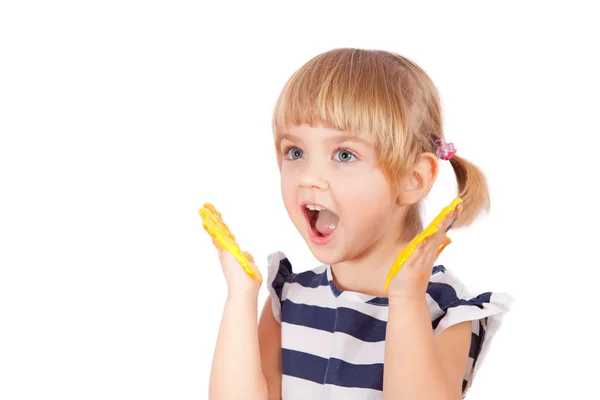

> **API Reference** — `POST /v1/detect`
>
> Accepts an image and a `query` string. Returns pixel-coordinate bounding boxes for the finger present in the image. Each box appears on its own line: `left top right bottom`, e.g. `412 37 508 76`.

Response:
242 251 255 265
422 235 442 263
242 251 263 282
421 229 446 265
405 237 428 269
212 237 224 251
422 225 446 254
418 236 429 252
436 235 452 256
442 212 456 233
413 238 436 280
445 203 463 232
425 212 454 252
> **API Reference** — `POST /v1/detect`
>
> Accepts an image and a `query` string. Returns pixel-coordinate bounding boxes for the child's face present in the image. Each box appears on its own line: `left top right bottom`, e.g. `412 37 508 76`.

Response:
279 124 403 265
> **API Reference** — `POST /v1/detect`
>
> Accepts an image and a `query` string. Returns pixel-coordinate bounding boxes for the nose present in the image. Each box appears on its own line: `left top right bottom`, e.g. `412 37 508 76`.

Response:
298 159 329 190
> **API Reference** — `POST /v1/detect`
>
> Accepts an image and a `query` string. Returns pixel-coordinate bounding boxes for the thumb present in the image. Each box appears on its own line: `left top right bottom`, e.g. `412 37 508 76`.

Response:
211 237 224 251
436 235 452 256
242 251 263 282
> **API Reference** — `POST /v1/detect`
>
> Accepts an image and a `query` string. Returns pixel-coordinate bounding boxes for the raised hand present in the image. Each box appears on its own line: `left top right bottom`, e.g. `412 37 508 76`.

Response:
385 199 463 300
200 203 262 293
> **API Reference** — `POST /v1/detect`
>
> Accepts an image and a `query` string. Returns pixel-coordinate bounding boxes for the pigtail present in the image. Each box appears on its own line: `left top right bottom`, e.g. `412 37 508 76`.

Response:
449 154 490 228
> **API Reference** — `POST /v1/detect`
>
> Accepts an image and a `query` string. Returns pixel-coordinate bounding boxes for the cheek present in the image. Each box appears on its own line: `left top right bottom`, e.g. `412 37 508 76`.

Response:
339 167 392 204
280 170 298 217
338 171 394 230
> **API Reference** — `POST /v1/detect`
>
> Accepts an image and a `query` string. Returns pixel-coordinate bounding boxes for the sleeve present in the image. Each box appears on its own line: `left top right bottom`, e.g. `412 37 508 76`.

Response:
266 251 294 324
426 265 514 394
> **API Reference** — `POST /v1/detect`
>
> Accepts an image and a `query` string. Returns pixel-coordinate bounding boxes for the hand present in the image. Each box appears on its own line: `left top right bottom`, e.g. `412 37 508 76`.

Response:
212 237 262 296
386 205 461 301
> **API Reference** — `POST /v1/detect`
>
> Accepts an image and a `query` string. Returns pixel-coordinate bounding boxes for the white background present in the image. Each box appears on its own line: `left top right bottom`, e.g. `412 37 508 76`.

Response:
1 1 598 399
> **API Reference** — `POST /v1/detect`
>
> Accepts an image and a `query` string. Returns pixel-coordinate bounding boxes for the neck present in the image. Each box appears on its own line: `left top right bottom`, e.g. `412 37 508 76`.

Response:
330 233 409 298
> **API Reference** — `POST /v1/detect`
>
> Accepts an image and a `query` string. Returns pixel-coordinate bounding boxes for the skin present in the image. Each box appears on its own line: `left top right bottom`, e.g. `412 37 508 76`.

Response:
208 124 471 400
208 242 267 400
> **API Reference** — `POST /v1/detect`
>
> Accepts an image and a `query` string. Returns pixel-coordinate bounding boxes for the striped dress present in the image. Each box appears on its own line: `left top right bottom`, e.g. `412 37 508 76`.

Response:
267 251 513 399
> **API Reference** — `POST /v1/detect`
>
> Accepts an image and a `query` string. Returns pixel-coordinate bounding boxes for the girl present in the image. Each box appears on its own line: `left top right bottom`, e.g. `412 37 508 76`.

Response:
208 48 512 400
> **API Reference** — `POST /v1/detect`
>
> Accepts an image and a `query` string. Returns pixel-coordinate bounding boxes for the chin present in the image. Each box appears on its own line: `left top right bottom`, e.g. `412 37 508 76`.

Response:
304 240 349 266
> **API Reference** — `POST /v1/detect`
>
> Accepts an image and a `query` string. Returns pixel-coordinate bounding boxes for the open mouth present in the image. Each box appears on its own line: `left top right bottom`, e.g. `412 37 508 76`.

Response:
303 204 339 241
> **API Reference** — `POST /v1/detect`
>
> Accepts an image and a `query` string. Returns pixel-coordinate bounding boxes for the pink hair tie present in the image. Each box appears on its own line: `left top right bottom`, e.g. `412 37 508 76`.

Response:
435 138 456 161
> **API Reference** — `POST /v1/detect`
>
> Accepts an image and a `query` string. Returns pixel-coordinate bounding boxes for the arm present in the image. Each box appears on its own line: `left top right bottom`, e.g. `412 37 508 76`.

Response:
258 297 283 399
383 298 471 400
383 199 470 399
209 288 268 400
201 205 276 399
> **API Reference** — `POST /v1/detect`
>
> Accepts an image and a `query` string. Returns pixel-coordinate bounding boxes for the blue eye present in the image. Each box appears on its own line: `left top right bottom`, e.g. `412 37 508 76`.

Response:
333 149 357 163
285 147 304 160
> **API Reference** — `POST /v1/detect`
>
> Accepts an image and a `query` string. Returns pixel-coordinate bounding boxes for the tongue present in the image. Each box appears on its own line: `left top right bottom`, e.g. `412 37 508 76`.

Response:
315 210 339 236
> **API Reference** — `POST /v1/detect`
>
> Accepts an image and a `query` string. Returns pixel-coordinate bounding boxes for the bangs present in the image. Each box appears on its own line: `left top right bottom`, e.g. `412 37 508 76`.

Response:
272 49 411 159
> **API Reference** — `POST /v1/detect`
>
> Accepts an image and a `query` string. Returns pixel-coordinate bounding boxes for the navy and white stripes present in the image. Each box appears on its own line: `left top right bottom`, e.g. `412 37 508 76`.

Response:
267 251 512 399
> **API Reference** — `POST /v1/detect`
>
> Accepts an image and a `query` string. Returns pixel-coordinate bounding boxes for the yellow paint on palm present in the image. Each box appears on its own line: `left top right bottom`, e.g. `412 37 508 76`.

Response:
383 198 463 291
199 203 262 283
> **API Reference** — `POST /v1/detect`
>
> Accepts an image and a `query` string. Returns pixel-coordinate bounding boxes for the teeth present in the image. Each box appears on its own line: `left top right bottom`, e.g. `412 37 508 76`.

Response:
305 204 326 211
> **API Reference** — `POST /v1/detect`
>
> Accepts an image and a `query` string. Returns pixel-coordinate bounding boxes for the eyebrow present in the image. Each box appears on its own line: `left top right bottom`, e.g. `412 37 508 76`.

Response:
278 133 370 146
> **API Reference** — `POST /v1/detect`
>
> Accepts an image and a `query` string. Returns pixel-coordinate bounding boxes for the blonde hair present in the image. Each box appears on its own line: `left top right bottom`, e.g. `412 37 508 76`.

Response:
271 48 489 239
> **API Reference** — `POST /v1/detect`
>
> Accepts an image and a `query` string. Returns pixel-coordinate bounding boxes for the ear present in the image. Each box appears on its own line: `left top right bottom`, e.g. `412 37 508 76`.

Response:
398 152 439 205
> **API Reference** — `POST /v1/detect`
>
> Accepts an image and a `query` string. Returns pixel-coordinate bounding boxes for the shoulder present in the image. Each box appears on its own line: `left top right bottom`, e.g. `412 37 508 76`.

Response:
265 251 329 323
267 251 328 290
267 251 295 295
427 264 513 316
427 264 514 395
